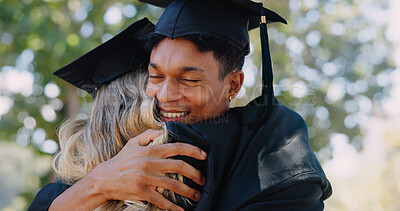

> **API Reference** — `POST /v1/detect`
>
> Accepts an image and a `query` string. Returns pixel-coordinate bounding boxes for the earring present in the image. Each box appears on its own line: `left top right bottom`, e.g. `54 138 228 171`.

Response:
229 95 232 102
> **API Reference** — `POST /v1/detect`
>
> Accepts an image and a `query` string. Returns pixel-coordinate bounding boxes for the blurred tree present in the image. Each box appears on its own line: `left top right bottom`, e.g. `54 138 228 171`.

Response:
0 0 163 209
0 0 396 210
237 0 395 156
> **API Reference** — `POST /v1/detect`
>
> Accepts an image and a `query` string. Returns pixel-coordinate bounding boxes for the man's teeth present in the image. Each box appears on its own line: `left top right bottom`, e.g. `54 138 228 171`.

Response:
160 111 189 118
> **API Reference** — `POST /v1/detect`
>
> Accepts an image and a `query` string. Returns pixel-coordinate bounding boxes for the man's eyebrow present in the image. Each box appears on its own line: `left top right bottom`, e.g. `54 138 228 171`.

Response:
181 66 205 73
149 62 159 70
149 63 205 73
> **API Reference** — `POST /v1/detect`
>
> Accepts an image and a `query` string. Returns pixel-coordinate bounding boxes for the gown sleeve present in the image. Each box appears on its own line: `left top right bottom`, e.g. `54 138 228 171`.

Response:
28 181 70 211
237 182 325 211
207 98 332 210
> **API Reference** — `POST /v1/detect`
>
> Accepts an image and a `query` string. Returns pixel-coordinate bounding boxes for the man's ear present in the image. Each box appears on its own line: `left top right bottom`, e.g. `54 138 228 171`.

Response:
228 70 244 99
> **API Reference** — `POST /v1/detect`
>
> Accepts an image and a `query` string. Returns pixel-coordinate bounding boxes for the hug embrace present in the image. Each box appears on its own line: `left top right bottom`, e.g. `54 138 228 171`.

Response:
29 0 332 210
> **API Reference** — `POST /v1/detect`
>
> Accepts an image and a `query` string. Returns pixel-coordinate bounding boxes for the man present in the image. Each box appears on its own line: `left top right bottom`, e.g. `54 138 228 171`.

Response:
140 1 331 210
32 0 332 210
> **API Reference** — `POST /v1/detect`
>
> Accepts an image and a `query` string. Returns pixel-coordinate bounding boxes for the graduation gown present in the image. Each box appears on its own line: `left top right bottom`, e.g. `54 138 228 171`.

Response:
29 97 332 210
168 97 332 210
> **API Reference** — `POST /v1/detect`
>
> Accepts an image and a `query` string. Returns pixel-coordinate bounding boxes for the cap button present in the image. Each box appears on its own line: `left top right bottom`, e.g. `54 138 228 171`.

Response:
261 16 266 24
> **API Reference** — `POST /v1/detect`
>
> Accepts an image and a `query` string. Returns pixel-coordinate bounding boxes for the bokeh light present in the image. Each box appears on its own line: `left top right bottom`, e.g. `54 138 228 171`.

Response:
41 105 56 122
123 4 137 18
2 66 34 96
0 96 13 118
39 139 58 154
80 21 94 38
104 5 122 25
1 32 13 45
44 82 61 99
32 128 46 146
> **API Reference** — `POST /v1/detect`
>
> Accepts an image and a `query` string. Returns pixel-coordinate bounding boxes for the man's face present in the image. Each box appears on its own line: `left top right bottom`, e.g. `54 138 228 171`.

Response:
146 37 232 124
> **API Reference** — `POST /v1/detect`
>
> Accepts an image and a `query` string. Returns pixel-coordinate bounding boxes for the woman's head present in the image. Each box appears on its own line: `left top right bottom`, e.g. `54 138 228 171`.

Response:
54 70 162 182
88 69 163 161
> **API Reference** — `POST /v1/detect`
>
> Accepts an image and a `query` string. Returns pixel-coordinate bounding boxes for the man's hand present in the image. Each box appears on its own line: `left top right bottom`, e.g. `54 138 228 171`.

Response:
50 129 207 211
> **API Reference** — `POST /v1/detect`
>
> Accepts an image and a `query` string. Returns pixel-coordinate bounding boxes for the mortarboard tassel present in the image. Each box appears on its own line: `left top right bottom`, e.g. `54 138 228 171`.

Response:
250 8 274 129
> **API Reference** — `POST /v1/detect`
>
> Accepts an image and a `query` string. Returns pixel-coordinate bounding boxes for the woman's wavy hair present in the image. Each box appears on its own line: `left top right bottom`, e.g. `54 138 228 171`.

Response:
53 70 190 210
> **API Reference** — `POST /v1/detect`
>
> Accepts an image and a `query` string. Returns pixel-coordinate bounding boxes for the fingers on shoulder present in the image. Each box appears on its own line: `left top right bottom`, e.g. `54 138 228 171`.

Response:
161 142 207 160
160 159 204 186
153 176 200 202
127 129 163 146
146 191 184 211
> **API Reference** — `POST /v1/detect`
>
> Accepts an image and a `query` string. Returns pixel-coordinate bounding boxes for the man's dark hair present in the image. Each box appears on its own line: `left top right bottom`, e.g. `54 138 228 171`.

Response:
144 33 245 79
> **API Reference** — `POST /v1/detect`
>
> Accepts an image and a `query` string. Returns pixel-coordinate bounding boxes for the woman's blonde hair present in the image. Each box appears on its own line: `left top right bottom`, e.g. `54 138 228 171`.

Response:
53 71 190 210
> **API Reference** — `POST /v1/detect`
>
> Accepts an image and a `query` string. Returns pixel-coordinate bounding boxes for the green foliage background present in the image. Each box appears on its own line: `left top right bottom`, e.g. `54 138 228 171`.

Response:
0 0 396 210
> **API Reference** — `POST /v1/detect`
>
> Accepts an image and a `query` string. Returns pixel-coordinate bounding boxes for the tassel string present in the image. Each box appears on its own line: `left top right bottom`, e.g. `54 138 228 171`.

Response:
249 8 274 129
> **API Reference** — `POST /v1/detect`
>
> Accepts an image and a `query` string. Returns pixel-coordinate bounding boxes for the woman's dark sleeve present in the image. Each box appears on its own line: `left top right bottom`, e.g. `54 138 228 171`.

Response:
28 181 70 211
238 182 325 211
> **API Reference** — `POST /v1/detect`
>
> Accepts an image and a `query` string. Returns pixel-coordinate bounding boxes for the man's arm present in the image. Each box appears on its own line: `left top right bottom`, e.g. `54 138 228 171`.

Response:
45 129 207 211
238 182 325 211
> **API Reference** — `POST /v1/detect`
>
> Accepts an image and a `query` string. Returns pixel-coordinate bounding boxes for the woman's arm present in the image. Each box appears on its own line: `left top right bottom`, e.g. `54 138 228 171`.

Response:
48 129 207 211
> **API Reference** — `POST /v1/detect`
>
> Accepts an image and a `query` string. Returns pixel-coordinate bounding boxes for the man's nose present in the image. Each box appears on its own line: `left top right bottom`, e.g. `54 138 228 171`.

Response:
156 79 183 103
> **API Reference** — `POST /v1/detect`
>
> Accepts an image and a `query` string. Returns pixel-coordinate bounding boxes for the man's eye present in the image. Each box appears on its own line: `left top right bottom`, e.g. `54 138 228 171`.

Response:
149 75 164 79
182 79 200 82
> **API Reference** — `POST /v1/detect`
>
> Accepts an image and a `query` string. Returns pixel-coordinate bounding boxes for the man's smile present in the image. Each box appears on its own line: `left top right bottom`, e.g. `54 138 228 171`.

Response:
158 107 190 122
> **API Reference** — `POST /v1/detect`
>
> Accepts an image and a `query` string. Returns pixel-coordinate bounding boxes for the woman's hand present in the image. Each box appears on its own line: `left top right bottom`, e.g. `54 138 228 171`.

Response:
49 129 207 211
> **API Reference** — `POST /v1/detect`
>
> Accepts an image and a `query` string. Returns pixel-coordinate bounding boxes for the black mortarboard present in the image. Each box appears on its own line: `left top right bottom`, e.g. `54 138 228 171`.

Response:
53 18 154 96
140 0 287 128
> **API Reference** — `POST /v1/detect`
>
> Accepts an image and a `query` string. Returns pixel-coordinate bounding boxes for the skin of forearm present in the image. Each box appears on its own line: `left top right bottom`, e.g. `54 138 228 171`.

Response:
49 174 107 211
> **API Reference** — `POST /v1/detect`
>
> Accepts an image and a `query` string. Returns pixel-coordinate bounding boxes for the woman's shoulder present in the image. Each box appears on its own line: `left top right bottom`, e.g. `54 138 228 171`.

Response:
28 181 70 211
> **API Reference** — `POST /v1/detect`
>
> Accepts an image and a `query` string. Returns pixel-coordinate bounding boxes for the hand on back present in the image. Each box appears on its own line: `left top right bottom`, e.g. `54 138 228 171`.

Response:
88 129 207 211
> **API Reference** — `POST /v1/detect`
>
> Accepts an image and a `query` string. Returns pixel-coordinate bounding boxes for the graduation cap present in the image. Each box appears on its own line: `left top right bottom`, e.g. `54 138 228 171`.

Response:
53 18 155 96
140 0 287 128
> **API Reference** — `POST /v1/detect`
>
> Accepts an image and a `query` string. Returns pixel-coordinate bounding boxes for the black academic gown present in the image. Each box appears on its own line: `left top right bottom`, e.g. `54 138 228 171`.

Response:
29 97 332 210
168 97 332 210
